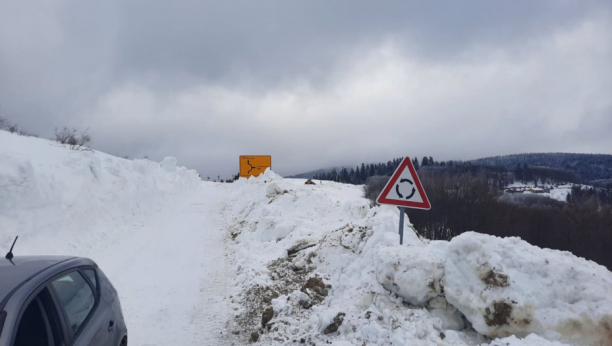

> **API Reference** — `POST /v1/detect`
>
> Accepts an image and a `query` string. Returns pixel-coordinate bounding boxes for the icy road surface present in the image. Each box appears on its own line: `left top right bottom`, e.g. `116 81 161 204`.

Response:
94 185 231 346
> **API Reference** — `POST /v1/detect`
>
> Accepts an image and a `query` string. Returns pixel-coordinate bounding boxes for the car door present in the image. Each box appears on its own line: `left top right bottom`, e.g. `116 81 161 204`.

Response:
48 269 116 346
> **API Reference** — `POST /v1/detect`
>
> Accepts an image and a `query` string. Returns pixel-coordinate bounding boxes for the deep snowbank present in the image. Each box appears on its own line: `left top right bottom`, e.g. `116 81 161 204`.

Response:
445 232 612 345
222 171 612 346
0 131 200 256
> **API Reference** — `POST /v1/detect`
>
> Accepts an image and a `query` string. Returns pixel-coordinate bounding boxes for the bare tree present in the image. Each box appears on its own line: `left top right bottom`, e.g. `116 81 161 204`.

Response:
72 129 92 151
0 116 7 129
54 127 74 144
7 124 19 133
54 127 92 151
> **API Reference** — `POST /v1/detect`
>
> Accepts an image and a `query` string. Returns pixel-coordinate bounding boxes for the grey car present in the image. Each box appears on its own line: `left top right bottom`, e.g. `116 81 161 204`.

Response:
0 256 128 346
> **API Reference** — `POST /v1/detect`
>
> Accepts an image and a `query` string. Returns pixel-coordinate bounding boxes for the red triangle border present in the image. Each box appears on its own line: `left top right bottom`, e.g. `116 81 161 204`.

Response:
376 157 431 210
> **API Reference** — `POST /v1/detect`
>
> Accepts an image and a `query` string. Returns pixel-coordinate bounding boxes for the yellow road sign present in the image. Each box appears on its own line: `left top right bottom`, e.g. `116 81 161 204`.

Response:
239 155 272 178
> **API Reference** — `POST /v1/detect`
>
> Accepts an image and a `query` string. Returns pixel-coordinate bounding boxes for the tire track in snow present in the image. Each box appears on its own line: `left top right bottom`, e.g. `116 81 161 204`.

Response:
186 200 232 345
95 184 234 346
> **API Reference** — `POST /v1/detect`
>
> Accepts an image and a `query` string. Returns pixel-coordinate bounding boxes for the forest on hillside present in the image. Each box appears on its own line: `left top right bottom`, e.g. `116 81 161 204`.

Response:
471 153 612 182
313 156 612 270
312 155 607 189
400 168 612 270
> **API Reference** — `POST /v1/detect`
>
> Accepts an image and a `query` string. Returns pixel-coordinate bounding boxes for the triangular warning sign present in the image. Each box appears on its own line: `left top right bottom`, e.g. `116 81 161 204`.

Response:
376 157 431 210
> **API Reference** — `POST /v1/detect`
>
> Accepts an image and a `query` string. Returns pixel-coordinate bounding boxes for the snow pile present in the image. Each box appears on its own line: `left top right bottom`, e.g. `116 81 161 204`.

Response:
0 131 200 256
488 334 575 346
223 173 612 346
374 244 445 306
445 232 612 345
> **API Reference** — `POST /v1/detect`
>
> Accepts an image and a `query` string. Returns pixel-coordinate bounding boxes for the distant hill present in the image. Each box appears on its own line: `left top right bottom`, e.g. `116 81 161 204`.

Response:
289 153 612 186
471 153 612 182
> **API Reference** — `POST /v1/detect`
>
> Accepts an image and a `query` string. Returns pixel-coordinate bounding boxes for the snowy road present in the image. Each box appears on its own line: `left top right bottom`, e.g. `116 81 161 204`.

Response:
94 183 232 346
3 129 612 346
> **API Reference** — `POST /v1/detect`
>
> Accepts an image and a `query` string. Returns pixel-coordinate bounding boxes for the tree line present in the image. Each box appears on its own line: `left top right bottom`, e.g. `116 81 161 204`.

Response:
472 152 612 182
312 156 449 184
361 166 612 270
403 169 612 270
312 155 612 270
313 156 594 190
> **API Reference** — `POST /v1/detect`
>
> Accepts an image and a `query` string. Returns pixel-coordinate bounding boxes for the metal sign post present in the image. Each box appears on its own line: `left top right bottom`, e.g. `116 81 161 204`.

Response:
398 207 405 245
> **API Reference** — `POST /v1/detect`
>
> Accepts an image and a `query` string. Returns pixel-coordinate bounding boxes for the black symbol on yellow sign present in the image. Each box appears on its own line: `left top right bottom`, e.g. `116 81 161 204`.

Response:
395 178 416 200
239 156 271 178
247 160 256 174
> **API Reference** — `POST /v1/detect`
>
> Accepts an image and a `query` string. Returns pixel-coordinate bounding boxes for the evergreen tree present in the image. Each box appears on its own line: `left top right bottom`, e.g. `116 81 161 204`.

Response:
340 167 349 182
330 168 338 182
422 156 429 167
514 163 524 181
360 163 367 181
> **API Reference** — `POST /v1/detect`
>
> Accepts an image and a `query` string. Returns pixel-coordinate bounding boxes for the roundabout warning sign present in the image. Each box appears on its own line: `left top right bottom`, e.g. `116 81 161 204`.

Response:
377 157 430 245
377 157 430 209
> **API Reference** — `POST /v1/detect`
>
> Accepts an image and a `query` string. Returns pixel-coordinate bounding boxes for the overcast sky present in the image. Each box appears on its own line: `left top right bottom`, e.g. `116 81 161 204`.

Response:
1 1 611 178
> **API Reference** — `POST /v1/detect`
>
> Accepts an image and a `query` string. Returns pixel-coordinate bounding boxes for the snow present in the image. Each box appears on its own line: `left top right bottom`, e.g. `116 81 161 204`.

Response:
0 131 231 345
159 156 178 172
222 172 612 345
504 182 583 202
105 188 231 345
374 244 445 306
488 334 574 346
2 130 611 346
445 232 612 345
0 132 200 256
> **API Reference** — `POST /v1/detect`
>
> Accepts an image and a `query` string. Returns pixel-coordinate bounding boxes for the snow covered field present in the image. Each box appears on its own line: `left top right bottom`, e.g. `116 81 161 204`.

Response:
2 131 612 346
504 182 582 202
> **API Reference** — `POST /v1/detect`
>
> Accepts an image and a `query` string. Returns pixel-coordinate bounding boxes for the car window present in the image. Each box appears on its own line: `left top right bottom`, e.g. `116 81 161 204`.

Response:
83 269 97 290
51 271 96 334
13 289 64 346
14 298 49 346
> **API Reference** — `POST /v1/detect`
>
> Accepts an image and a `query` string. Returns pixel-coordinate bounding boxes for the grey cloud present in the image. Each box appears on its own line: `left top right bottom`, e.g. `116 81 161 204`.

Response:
0 1 611 178
112 1 607 86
